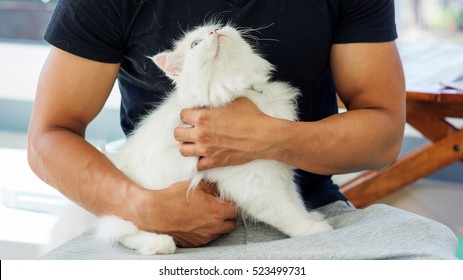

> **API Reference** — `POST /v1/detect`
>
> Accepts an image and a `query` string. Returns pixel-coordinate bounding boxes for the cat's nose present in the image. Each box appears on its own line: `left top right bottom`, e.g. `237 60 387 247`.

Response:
210 29 223 39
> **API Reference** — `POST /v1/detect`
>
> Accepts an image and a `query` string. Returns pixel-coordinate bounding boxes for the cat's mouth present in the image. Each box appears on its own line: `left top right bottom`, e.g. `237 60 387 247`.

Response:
206 30 226 57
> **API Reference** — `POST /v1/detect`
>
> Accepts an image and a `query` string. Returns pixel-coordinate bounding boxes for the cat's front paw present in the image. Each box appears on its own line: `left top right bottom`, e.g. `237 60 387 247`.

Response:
120 232 176 255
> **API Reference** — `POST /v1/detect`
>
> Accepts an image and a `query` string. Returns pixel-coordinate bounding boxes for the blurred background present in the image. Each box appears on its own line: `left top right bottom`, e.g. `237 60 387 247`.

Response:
397 0 463 43
0 0 462 259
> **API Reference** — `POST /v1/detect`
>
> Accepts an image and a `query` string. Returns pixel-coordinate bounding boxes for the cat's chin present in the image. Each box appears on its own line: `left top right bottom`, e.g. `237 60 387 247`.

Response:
176 80 243 108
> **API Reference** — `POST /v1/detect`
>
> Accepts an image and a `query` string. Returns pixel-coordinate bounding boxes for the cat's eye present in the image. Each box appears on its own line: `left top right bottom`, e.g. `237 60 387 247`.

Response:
191 40 202 49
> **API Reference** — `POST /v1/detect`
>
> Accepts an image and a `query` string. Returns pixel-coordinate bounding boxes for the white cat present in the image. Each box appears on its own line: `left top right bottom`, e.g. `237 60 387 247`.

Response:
96 24 333 255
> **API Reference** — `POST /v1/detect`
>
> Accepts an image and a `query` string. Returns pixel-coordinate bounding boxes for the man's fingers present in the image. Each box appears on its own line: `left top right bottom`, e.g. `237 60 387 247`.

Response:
197 181 239 219
174 234 220 248
174 125 192 143
197 156 214 171
222 200 239 220
197 180 219 196
178 142 196 157
180 108 205 125
220 219 237 234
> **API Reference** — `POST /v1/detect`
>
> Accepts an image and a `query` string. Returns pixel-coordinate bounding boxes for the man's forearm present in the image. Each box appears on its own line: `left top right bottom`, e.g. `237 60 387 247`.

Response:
27 128 239 247
27 128 141 220
271 107 404 175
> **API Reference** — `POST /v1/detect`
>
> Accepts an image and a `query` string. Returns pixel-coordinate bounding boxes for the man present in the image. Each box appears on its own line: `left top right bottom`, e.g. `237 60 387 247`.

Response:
28 0 457 259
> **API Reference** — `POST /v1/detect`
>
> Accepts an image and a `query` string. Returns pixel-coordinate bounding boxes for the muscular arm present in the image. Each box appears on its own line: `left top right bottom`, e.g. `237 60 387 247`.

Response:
28 47 237 247
277 41 406 174
28 47 130 216
174 41 406 174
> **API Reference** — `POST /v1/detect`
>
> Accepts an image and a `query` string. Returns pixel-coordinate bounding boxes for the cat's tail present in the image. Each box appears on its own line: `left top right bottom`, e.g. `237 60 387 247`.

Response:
95 215 139 245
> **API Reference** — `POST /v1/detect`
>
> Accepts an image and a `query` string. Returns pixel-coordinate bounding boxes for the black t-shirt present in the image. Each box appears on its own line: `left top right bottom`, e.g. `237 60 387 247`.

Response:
44 0 397 209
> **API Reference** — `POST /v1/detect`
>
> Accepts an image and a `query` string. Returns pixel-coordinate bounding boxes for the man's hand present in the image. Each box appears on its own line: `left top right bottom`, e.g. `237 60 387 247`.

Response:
132 180 239 248
174 97 279 171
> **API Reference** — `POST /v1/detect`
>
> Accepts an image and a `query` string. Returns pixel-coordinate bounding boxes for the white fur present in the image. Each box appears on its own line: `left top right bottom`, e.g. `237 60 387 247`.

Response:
54 24 332 255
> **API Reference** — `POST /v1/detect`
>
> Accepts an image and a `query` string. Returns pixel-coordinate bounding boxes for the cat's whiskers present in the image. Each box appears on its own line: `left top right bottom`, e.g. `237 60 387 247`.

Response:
237 24 279 47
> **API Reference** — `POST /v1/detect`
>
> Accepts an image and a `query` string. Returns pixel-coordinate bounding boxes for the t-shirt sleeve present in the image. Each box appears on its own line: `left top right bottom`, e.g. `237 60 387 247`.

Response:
333 0 397 44
44 0 128 63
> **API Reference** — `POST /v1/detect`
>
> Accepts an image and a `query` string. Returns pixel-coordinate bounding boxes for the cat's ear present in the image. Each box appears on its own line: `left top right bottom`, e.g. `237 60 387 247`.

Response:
151 52 182 80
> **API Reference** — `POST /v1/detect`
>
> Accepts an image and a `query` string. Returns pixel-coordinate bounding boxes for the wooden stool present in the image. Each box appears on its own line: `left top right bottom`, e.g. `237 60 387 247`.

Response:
340 89 463 208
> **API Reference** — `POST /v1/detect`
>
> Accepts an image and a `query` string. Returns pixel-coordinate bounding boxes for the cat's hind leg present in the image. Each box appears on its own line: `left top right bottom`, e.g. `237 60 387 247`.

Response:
247 195 333 238
272 186 333 237
233 172 333 238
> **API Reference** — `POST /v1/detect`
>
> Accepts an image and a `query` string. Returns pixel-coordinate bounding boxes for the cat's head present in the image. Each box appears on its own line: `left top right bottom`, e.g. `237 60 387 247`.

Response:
151 24 274 106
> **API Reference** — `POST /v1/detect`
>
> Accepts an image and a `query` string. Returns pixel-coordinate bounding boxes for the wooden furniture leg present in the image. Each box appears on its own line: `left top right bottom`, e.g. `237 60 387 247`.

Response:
340 97 463 208
340 129 463 208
